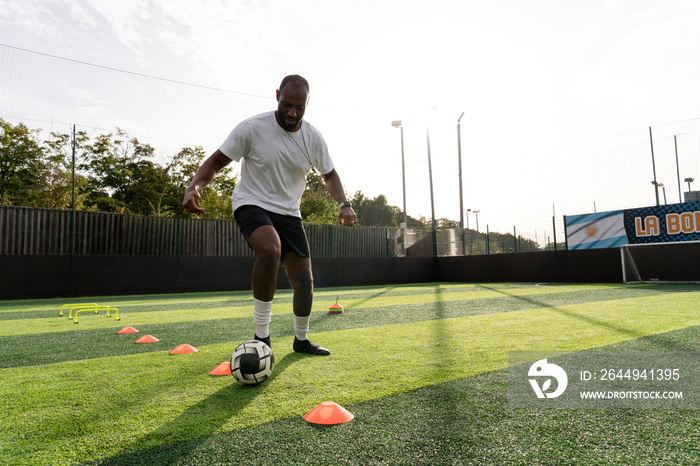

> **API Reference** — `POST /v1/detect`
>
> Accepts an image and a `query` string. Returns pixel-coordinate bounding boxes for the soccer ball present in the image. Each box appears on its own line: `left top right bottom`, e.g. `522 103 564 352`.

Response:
231 340 275 385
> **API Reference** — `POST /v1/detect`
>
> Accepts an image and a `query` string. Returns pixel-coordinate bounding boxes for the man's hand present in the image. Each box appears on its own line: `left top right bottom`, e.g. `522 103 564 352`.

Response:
182 186 204 213
339 206 357 226
181 150 232 214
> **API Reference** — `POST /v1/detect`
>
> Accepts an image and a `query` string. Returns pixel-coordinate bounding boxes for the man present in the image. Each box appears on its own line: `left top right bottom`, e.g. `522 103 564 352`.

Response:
182 75 356 356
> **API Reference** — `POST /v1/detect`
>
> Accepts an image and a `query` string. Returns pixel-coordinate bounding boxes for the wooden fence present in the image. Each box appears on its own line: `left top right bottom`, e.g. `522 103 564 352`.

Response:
0 205 399 257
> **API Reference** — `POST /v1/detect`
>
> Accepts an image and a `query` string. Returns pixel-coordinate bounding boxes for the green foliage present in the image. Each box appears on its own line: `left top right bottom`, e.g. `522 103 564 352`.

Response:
0 120 236 217
300 169 338 224
0 118 49 206
350 191 400 227
172 145 237 219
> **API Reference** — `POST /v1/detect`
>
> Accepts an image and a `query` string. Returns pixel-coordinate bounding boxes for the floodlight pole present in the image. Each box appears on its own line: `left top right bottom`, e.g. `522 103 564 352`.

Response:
674 135 682 203
473 209 480 254
649 126 660 206
657 183 667 205
466 208 472 254
457 112 465 254
70 124 76 297
427 128 437 256
392 121 408 229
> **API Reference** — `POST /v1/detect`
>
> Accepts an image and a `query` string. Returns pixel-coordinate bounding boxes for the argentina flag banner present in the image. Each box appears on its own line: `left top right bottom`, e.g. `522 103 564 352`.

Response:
565 211 628 250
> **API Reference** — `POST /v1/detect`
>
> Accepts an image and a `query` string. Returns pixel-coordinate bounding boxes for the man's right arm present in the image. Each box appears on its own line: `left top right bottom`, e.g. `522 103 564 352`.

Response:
182 149 232 213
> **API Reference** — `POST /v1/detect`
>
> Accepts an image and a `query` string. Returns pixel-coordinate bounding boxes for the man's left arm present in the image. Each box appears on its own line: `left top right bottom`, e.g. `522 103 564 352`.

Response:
322 169 357 226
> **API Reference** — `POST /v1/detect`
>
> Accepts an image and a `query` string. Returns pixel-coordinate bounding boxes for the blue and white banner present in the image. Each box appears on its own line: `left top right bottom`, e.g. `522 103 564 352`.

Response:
565 211 628 250
565 201 700 250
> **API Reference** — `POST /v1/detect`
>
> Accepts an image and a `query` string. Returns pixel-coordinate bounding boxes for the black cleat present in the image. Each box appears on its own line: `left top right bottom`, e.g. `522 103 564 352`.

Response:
293 337 330 356
254 334 271 348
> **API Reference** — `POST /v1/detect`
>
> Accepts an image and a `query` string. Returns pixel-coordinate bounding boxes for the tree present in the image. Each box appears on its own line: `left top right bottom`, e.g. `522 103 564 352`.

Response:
437 218 459 229
42 130 92 210
76 129 228 217
350 191 399 227
172 146 237 219
0 119 45 206
300 169 337 224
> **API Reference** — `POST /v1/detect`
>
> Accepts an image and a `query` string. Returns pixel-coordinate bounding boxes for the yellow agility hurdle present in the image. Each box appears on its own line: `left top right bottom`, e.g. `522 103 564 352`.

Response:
73 306 120 324
59 303 98 317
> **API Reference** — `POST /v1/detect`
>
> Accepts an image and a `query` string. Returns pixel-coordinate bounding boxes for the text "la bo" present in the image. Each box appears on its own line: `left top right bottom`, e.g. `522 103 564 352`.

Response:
635 211 700 237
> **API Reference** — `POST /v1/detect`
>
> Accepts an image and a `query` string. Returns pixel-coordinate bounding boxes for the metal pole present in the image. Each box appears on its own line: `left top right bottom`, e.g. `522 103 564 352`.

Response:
674 135 682 203
70 125 76 296
392 121 408 229
427 128 437 256
552 203 558 251
466 209 471 255
649 126 659 206
474 210 480 254
400 126 407 228
486 225 490 255
457 112 465 254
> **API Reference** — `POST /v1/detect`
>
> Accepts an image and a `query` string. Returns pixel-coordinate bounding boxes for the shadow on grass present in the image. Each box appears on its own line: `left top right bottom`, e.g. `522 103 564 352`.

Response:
92 351 305 465
479 284 648 337
477 284 694 351
425 285 467 444
341 285 399 310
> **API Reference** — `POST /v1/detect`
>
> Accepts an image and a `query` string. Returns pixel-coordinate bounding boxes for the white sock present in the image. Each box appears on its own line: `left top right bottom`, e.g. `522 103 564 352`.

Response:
253 298 272 338
294 315 310 341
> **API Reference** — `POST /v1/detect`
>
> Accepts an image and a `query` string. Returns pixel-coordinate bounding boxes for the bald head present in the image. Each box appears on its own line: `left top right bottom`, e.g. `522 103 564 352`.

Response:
279 75 310 94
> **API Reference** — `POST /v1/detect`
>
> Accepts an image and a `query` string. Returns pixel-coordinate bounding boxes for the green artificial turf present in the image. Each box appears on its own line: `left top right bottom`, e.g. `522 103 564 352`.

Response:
1 283 699 465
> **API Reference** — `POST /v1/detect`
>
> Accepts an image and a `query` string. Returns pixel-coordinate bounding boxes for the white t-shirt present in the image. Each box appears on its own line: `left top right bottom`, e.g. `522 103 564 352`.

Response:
219 111 335 218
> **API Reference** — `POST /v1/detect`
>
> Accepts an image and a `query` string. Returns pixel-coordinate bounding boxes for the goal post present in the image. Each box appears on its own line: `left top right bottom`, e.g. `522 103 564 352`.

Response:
621 241 700 284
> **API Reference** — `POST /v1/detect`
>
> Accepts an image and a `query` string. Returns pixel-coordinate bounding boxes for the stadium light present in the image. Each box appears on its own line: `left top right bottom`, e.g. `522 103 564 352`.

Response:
652 181 667 205
651 180 662 206
392 120 408 229
685 177 695 192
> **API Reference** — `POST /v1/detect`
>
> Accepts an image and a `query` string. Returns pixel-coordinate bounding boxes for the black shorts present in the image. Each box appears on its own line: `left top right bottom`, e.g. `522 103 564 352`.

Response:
234 205 310 258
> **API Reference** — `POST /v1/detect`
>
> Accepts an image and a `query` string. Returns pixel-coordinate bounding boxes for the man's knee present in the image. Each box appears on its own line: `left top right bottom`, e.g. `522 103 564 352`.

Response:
255 240 281 263
293 272 313 294
286 260 313 295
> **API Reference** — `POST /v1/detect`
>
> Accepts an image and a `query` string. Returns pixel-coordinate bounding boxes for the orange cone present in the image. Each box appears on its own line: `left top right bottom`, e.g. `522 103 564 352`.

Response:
135 335 159 343
304 401 354 425
209 362 232 376
329 301 344 314
170 344 198 355
117 327 139 334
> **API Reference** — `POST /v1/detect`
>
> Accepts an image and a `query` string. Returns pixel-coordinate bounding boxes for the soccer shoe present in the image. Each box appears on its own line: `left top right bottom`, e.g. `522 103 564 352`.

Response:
254 334 271 348
293 337 330 356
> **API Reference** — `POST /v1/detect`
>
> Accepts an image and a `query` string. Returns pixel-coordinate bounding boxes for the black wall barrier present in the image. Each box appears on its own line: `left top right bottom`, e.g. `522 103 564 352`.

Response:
0 249 621 300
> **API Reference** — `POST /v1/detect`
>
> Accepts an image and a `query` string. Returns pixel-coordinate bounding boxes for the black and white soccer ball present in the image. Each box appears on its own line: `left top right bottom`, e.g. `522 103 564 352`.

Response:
231 340 275 385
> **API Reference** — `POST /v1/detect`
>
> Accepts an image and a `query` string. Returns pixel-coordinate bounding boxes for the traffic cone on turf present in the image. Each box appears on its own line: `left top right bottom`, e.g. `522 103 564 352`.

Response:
135 335 159 343
304 401 354 425
209 362 232 376
170 344 198 354
117 327 138 334
329 297 344 314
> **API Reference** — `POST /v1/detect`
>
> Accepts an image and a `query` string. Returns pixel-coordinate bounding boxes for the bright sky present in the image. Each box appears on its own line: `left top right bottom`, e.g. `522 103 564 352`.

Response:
2 0 700 243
